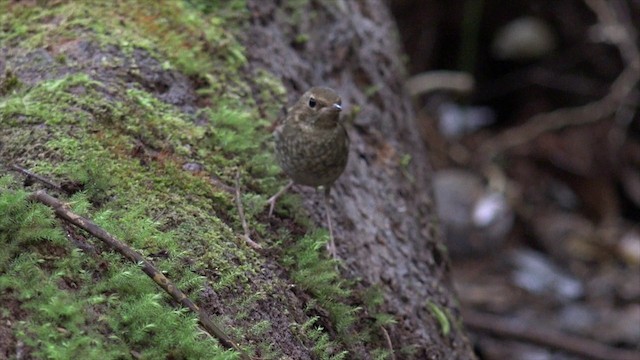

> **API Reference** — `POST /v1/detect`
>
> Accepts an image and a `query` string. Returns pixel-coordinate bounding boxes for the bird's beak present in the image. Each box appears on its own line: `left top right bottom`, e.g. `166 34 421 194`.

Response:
332 103 342 112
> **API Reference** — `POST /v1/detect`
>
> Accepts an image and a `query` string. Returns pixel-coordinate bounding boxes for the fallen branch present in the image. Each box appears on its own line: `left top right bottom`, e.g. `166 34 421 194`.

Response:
479 0 639 161
29 190 250 360
479 63 637 160
11 165 64 192
234 170 262 250
462 309 640 360
406 70 475 96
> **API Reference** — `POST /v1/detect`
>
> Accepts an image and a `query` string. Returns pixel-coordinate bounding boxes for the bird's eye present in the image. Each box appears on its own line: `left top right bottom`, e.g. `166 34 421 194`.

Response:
308 97 317 108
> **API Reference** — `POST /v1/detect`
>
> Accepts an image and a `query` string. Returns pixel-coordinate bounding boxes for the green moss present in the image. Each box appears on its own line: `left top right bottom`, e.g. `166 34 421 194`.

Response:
426 300 451 337
0 74 99 126
1 0 261 356
1 0 397 357
0 70 21 96
0 176 66 270
8 262 129 359
0 178 125 359
294 33 310 45
291 316 348 360
283 230 368 353
362 286 397 331
0 0 247 77
0 178 242 359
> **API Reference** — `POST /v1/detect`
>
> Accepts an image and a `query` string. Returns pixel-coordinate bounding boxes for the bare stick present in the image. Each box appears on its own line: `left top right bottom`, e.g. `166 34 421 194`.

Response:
209 174 236 194
479 0 639 161
29 190 250 360
380 325 396 360
234 171 262 250
406 70 475 96
463 309 639 360
11 165 63 192
480 66 638 160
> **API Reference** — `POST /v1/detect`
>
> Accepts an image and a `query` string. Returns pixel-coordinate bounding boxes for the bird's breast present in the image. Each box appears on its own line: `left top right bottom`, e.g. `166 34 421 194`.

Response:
275 123 349 187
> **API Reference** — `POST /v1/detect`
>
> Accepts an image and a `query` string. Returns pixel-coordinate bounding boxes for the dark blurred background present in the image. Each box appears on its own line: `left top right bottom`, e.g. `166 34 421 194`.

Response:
388 0 639 359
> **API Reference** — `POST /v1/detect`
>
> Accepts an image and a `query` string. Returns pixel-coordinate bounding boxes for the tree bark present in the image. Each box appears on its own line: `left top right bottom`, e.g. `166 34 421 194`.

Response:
245 1 475 358
1 1 476 358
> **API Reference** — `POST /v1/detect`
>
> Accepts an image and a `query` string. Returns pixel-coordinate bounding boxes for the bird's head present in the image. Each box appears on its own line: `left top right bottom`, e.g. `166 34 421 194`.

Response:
293 87 342 129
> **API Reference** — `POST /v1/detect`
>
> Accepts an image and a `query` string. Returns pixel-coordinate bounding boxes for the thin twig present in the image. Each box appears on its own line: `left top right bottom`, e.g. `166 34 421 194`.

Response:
479 0 640 161
63 223 98 256
209 174 236 194
234 171 262 250
11 165 64 192
462 309 640 360
406 71 475 96
29 190 250 360
380 325 396 360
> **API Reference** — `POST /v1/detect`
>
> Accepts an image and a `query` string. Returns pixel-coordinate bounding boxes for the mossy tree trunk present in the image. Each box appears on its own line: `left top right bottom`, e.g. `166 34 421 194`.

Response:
0 0 475 359
245 1 475 358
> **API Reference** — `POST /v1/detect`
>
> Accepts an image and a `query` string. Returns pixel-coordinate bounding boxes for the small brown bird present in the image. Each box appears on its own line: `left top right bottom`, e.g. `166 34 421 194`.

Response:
267 87 349 258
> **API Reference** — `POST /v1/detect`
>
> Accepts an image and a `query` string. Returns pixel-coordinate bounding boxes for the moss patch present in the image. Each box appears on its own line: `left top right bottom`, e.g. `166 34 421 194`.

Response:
1 0 395 358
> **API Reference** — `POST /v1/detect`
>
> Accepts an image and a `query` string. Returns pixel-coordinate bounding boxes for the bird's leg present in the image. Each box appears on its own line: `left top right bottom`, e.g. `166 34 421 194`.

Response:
323 185 337 259
267 180 294 217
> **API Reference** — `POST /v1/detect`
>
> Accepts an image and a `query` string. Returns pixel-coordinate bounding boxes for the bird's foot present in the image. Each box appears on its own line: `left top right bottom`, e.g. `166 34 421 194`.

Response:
327 234 338 260
323 185 338 260
266 180 294 217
